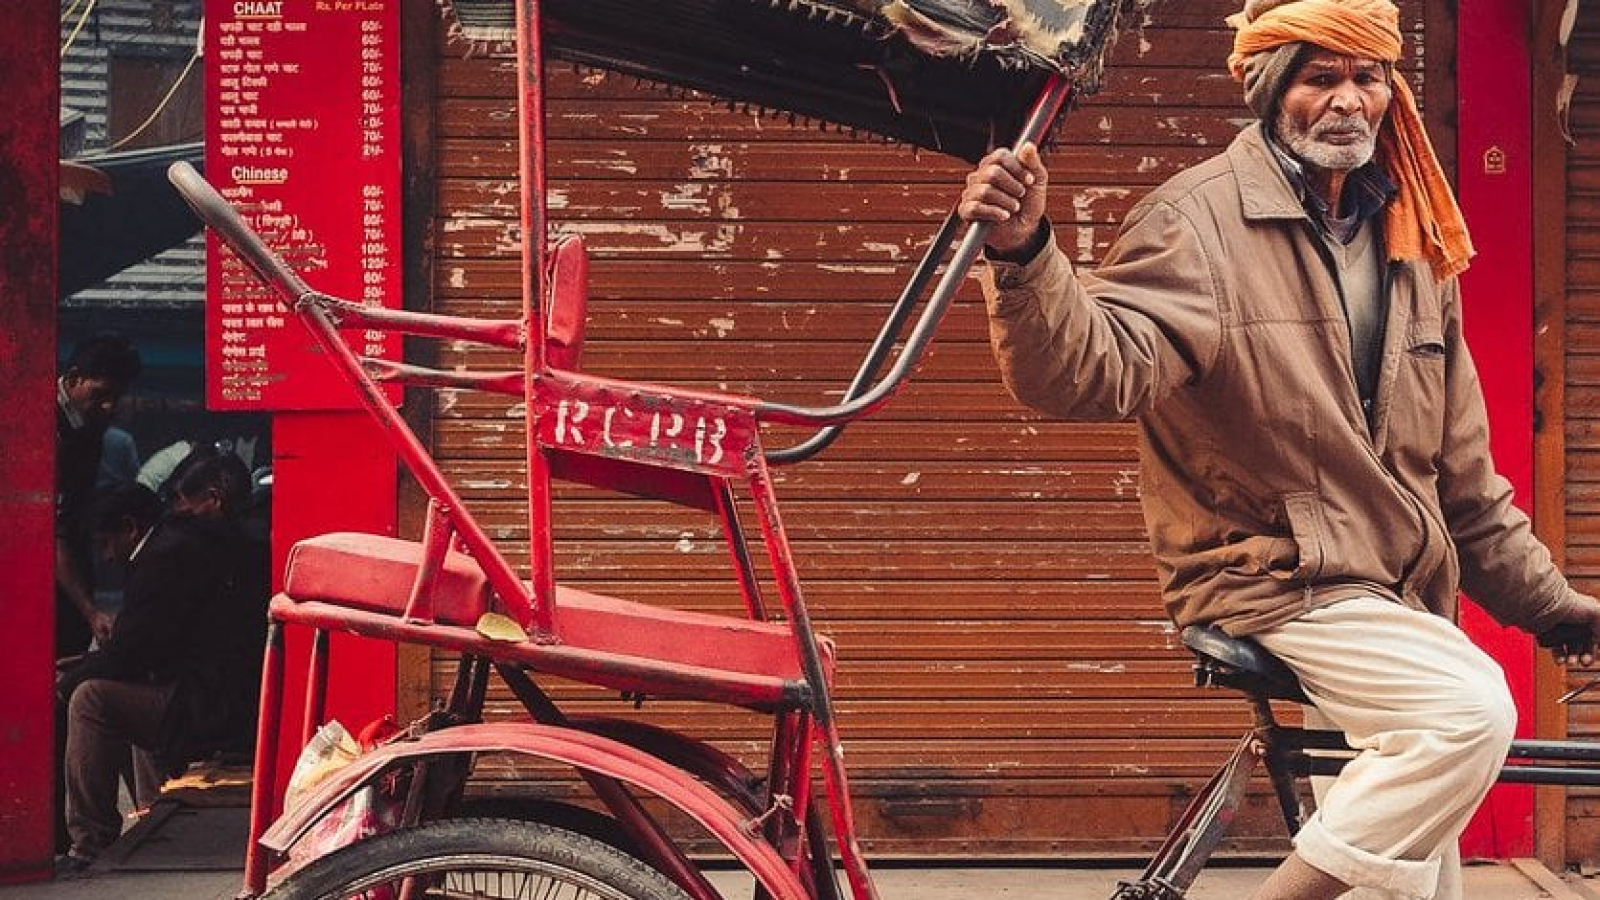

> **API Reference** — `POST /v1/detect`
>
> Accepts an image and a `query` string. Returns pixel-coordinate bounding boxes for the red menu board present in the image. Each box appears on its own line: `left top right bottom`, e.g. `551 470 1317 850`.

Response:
204 0 400 410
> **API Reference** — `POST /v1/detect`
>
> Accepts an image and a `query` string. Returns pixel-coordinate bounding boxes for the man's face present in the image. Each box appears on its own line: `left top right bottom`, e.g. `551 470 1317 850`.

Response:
1275 49 1391 173
95 519 142 565
62 373 124 427
171 487 224 520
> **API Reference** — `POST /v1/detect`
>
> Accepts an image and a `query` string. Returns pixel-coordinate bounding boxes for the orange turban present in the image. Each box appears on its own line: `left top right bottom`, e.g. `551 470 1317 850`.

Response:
1227 0 1473 279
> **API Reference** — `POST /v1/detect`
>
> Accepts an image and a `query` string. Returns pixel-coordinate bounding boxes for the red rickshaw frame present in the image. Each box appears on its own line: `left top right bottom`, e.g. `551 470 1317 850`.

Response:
169 1 1078 898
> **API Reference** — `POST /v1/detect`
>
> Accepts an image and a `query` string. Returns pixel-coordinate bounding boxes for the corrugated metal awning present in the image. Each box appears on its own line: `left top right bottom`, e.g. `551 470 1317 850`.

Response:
58 142 204 298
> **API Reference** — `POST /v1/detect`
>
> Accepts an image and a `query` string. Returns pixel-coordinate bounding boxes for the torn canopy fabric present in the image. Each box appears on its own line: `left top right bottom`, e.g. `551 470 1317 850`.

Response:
441 0 1145 162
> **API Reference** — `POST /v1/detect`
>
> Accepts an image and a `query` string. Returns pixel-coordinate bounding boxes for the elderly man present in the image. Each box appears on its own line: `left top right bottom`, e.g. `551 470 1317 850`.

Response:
958 1 1600 898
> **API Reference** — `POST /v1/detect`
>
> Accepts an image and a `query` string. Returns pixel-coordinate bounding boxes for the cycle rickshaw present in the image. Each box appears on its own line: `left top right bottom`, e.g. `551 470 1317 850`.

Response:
167 2 1600 899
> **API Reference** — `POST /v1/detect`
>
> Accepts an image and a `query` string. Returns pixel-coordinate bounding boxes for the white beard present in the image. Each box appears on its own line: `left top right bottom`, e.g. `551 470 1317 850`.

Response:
1277 110 1377 172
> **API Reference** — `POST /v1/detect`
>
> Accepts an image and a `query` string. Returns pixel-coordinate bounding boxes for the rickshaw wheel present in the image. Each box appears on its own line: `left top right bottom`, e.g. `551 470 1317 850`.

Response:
262 817 692 900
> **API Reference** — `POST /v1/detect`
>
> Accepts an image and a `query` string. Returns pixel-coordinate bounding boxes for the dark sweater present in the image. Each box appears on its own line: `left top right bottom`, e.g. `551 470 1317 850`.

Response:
60 513 269 767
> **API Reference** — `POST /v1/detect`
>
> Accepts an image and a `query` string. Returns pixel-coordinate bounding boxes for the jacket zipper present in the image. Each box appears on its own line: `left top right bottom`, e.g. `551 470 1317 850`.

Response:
1306 227 1424 603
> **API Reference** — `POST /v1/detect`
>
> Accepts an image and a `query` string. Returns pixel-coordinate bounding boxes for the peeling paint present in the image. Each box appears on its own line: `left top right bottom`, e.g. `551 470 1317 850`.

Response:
571 153 638 176
1065 662 1127 674
900 471 921 486
819 263 899 276
861 241 906 261
661 183 711 213
1112 468 1138 496
674 533 696 553
1071 187 1130 224
566 222 736 254
708 316 736 338
448 268 467 289
687 143 734 179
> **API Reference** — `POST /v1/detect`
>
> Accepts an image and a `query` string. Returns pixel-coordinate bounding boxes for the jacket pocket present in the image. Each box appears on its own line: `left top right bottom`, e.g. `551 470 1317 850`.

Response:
1282 491 1326 581
1393 321 1447 460
1407 327 1446 360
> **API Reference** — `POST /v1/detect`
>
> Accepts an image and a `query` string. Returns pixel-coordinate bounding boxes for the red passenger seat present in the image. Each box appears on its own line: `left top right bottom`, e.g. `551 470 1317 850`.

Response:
283 532 491 626
278 532 827 709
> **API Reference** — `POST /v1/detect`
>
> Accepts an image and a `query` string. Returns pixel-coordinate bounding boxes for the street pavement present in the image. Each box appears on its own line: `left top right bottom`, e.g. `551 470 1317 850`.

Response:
0 861 1591 900
0 805 1594 900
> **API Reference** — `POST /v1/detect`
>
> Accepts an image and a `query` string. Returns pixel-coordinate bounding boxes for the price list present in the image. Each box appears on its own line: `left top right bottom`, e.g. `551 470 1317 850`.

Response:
204 0 400 410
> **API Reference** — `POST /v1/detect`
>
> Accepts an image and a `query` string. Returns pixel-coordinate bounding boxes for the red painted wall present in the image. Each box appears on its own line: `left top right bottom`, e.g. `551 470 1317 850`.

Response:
1456 0 1537 858
267 412 398 801
0 3 60 883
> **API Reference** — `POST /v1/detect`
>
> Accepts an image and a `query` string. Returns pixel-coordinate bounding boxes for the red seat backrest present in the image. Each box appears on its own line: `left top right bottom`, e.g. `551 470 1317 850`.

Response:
544 233 588 371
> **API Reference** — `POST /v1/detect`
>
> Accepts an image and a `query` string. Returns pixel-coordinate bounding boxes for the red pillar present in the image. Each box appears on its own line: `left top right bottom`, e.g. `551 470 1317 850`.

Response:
1456 0 1537 858
0 3 60 883
267 412 398 801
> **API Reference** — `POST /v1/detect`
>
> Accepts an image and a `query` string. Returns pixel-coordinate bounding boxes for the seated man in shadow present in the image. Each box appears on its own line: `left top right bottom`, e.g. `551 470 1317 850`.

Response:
57 451 269 871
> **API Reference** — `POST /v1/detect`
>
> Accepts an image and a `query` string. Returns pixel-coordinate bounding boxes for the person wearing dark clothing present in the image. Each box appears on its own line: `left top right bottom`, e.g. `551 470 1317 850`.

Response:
58 455 269 866
55 333 142 657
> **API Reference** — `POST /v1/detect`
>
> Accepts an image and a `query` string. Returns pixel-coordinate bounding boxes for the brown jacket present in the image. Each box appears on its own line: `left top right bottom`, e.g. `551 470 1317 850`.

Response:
983 123 1583 636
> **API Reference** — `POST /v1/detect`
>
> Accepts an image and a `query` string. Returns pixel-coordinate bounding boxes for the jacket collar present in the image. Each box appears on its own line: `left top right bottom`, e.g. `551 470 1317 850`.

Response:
1228 123 1396 228
57 378 85 430
1229 124 1308 221
1266 132 1395 241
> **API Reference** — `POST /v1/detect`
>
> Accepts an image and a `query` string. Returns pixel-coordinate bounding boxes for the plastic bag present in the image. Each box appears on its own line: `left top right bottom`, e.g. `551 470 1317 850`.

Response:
285 721 363 809
275 720 404 896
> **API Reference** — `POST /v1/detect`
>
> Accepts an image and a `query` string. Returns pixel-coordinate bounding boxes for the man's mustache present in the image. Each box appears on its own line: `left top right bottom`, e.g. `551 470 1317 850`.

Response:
1311 115 1373 140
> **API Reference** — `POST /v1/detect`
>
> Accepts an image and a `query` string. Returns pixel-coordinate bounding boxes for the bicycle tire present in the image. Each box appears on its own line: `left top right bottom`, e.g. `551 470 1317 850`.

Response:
263 817 693 900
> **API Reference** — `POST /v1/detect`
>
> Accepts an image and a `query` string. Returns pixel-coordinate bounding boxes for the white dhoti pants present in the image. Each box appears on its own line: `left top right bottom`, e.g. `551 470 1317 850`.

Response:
1253 596 1517 900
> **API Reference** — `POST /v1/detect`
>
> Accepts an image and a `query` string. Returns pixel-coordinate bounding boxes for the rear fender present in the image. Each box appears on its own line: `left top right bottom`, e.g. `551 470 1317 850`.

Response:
260 722 806 900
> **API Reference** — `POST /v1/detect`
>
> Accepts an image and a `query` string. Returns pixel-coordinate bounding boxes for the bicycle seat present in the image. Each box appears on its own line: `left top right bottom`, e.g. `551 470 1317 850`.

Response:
1181 625 1311 705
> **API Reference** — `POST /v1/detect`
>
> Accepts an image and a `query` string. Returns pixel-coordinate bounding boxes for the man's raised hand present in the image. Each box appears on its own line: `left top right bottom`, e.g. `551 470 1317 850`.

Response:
958 141 1050 257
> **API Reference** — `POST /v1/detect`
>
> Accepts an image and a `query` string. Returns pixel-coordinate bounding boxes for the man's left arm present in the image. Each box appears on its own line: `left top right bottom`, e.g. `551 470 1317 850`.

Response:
1435 279 1600 650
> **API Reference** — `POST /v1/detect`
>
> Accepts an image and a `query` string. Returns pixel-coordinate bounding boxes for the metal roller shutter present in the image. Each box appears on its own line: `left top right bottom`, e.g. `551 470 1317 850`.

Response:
1556 3 1600 866
418 0 1430 854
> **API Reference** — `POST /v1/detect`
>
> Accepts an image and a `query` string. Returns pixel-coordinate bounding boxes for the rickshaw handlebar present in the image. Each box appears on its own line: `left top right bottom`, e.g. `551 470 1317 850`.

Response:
168 161 314 308
757 72 1074 450
168 72 1074 464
